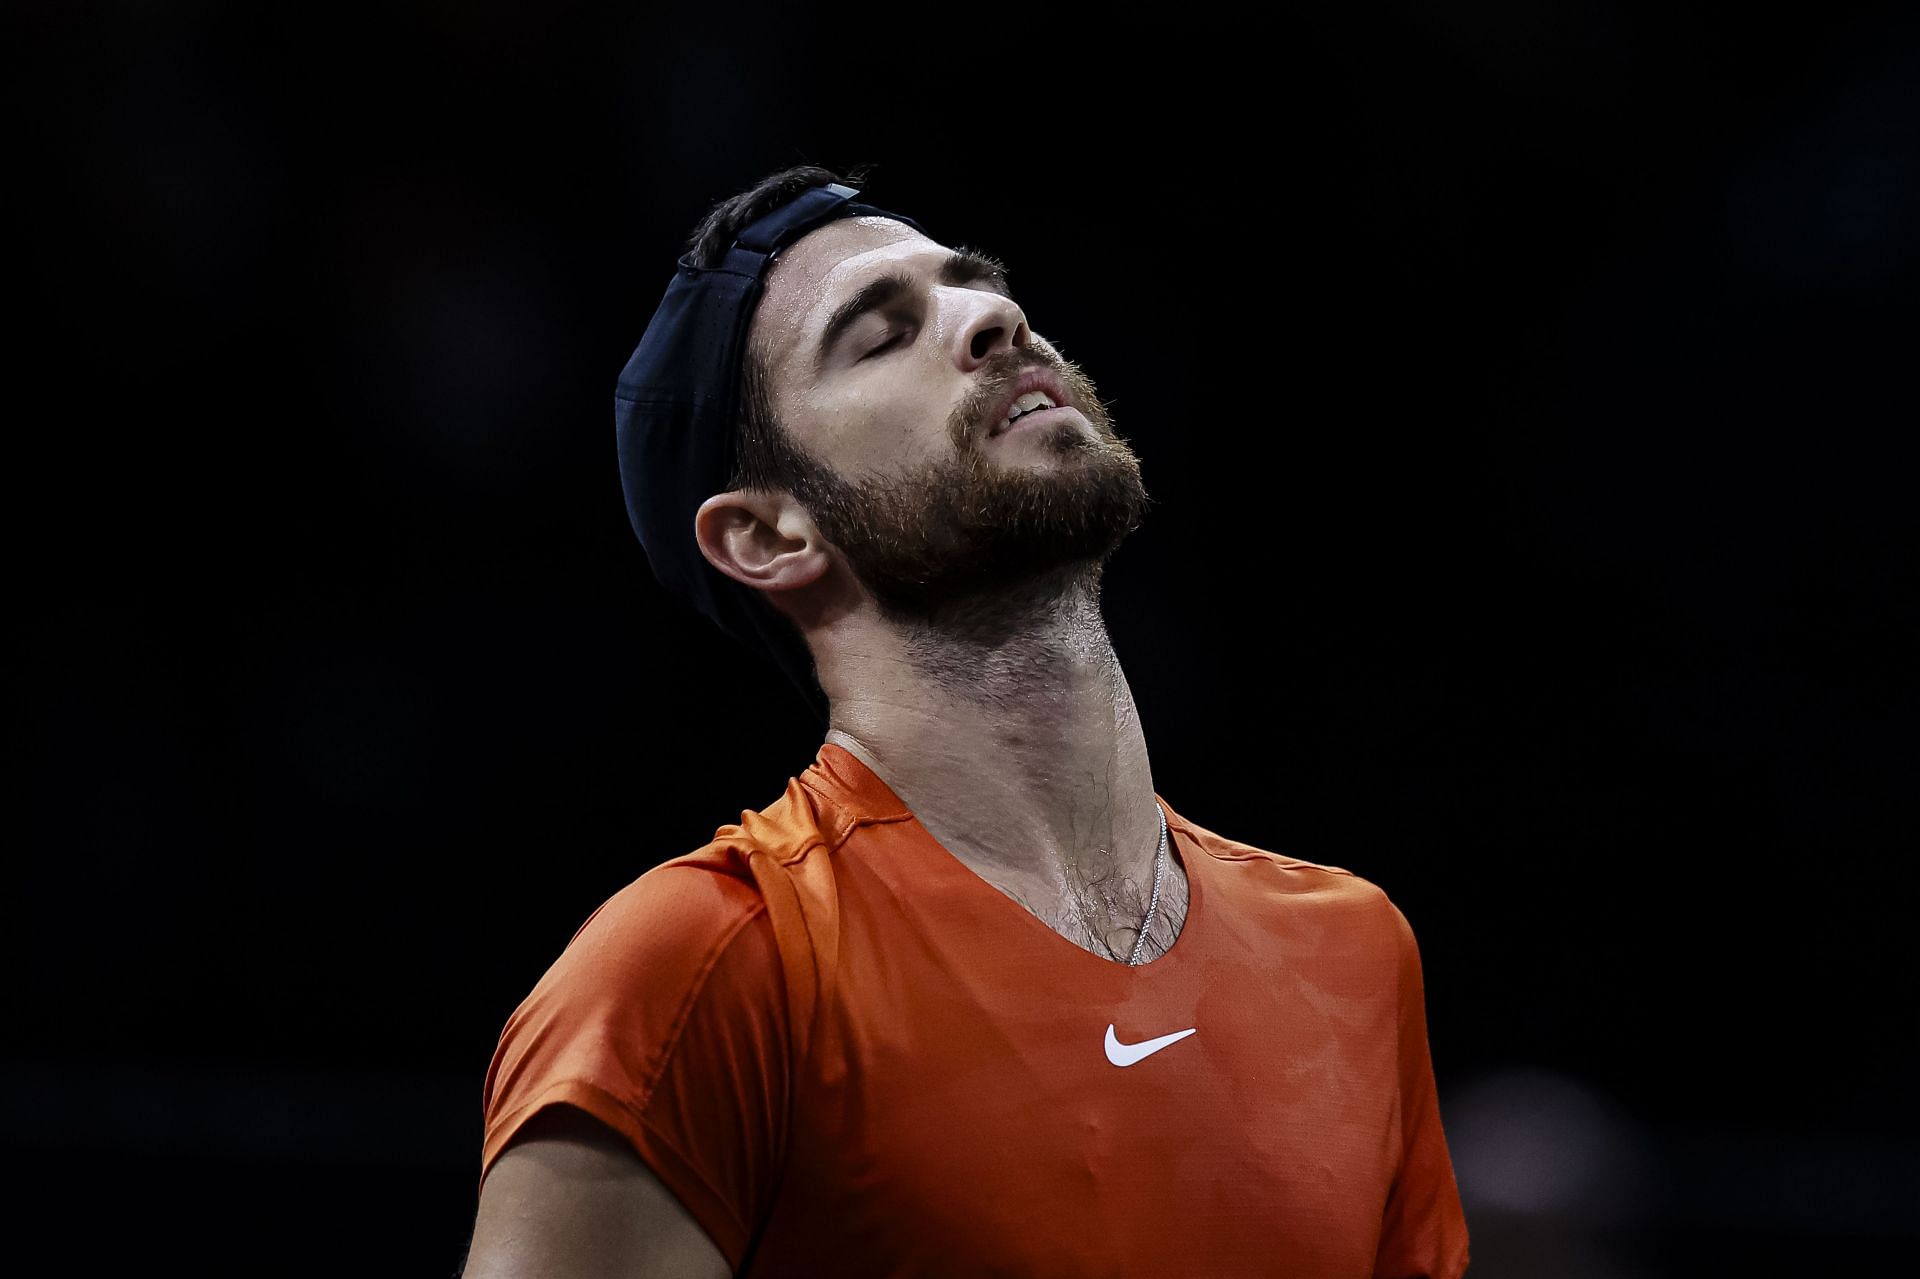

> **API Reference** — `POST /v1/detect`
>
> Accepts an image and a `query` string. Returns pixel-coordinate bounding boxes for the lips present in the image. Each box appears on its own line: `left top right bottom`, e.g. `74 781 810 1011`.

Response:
993 404 1077 438
986 367 1073 438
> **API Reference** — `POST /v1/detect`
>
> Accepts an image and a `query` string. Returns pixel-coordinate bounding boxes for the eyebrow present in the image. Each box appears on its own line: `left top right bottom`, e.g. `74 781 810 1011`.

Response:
812 247 1013 371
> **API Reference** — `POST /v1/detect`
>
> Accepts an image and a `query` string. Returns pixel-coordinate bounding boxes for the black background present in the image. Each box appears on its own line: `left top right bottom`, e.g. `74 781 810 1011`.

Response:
12 3 1917 1274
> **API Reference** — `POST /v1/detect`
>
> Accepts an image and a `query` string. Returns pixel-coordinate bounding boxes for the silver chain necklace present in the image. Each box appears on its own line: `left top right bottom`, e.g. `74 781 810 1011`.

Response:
1126 802 1171 967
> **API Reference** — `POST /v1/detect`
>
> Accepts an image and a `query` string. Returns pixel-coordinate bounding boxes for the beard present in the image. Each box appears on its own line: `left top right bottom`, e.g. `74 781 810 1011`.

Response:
774 348 1149 630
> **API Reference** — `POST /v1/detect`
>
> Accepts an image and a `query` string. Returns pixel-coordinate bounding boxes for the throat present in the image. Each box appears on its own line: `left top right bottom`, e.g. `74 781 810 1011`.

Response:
896 563 1110 701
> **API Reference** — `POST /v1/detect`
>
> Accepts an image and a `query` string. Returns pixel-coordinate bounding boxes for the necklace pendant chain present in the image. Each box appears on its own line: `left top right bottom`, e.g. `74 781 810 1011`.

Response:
1126 802 1170 967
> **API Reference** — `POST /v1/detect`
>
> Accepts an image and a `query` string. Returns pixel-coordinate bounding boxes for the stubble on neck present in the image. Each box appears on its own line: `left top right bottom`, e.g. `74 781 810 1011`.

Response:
894 562 1114 718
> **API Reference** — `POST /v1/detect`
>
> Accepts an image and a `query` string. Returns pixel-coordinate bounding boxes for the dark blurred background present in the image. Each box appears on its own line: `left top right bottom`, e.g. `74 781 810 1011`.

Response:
11 2 1917 1274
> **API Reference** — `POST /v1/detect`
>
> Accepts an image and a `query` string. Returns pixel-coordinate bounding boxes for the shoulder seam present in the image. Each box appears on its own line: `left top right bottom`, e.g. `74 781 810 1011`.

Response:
795 769 911 825
1166 812 1358 878
638 896 772 1110
767 803 911 869
1201 850 1360 878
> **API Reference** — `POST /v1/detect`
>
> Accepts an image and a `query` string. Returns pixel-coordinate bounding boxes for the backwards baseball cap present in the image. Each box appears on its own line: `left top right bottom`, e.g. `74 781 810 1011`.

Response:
614 181 926 727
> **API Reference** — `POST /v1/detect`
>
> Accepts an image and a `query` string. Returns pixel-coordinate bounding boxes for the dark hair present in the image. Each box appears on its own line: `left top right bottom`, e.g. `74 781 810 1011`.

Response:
681 162 879 494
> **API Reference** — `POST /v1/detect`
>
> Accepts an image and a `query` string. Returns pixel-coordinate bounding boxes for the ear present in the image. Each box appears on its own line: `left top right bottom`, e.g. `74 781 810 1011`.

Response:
694 489 832 594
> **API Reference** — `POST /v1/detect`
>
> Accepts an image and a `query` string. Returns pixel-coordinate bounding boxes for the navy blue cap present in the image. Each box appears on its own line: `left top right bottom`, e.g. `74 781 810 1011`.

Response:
614 182 925 726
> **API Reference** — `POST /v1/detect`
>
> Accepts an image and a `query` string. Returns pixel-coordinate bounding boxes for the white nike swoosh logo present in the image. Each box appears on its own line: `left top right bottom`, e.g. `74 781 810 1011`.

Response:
1104 1023 1198 1067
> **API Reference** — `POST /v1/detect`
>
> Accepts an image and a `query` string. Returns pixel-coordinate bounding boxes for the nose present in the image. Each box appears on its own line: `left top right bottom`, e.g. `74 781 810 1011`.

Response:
949 287 1032 369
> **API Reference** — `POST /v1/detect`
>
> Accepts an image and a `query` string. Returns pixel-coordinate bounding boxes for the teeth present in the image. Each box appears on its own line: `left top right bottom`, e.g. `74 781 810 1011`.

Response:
998 389 1059 430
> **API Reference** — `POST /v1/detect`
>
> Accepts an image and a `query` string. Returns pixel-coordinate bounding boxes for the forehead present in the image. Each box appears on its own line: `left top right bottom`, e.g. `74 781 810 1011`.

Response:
753 216 946 373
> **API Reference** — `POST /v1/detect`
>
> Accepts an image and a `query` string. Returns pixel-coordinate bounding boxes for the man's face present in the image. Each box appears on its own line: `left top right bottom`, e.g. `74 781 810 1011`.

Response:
750 216 1148 622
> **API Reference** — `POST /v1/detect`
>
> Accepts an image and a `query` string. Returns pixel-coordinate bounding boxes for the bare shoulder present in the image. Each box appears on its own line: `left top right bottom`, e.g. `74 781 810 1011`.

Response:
463 1104 732 1279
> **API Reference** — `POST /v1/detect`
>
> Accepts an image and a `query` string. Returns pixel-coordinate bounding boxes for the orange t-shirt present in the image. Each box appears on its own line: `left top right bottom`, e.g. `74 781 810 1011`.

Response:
481 743 1470 1278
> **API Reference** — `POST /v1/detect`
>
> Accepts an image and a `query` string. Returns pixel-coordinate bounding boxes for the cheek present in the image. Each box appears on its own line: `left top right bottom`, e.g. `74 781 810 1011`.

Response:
826 384 963 471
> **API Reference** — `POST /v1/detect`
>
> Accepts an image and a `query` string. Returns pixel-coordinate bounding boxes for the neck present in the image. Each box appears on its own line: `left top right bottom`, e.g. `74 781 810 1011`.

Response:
815 567 1158 899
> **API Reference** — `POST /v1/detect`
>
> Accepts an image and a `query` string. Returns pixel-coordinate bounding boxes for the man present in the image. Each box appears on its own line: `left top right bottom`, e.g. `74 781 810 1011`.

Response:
463 165 1470 1278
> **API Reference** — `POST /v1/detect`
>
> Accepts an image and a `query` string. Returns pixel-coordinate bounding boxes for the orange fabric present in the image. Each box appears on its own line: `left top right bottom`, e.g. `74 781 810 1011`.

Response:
481 742 1470 1278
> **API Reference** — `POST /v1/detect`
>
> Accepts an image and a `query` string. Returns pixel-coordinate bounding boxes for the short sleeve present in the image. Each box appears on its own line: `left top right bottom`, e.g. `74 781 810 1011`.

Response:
478 864 791 1271
1373 902 1471 1279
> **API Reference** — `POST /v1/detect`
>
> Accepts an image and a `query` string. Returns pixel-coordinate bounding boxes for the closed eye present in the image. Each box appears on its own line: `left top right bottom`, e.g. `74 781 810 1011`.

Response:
863 329 909 360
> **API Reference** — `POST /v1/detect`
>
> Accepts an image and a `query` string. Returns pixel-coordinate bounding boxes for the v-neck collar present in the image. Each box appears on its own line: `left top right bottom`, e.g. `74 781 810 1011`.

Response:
799 741 1206 979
